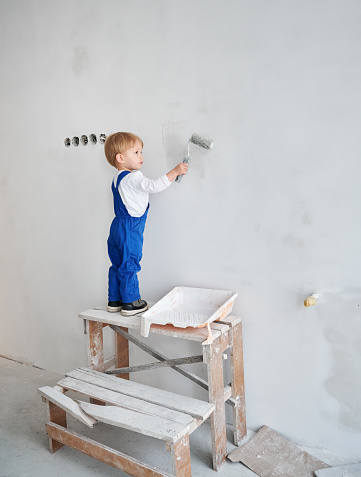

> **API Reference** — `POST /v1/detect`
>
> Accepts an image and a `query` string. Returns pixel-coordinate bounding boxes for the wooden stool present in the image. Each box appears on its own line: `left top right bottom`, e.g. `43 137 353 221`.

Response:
79 308 247 471
39 367 214 477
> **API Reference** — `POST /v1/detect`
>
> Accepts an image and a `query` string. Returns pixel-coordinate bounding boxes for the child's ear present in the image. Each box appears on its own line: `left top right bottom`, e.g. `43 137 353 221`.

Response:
115 153 124 164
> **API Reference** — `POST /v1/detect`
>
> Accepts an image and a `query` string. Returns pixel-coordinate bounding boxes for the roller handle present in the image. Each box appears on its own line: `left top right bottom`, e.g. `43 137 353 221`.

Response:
175 156 190 183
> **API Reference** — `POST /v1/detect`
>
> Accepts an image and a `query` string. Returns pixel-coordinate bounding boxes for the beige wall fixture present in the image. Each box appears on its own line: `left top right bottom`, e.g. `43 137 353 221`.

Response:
304 294 319 307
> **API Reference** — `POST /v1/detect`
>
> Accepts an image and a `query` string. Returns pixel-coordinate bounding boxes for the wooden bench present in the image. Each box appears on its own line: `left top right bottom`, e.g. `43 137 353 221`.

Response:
39 367 215 477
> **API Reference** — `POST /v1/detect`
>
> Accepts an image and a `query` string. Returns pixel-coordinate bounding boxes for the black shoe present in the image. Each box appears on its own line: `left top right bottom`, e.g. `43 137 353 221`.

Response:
107 301 122 313
121 299 148 316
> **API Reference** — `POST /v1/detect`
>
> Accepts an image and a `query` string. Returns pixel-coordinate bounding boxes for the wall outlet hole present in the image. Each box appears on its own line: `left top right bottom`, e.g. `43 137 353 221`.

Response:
89 134 97 145
72 136 79 147
99 133 107 144
80 135 88 146
64 138 71 147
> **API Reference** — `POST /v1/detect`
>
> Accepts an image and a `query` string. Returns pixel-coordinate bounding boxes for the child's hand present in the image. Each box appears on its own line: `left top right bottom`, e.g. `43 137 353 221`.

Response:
174 163 189 176
166 163 189 182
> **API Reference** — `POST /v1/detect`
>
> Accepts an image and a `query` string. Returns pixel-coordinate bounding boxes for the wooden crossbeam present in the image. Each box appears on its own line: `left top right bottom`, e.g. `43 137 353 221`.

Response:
110 325 235 406
110 325 209 390
105 355 204 375
46 422 172 477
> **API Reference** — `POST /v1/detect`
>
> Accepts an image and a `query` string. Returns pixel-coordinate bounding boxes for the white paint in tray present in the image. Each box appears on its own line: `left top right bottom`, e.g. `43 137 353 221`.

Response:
140 286 237 337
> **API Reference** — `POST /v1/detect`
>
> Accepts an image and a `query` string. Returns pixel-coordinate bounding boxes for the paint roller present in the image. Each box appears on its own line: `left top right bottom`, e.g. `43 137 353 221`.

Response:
175 133 214 183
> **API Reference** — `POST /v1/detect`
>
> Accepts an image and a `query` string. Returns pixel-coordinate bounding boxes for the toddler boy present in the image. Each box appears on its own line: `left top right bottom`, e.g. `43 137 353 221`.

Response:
104 132 188 316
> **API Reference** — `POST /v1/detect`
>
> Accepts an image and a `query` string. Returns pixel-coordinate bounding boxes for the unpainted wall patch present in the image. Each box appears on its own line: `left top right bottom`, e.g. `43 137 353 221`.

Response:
302 213 312 225
283 233 305 249
72 45 89 76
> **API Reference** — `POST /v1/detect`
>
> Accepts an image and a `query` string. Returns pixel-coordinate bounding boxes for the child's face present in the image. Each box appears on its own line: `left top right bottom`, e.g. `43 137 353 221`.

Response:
117 141 143 171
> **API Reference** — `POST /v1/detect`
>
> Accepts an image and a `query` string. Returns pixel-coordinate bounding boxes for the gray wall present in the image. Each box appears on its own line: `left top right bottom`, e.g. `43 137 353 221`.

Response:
1 0 361 459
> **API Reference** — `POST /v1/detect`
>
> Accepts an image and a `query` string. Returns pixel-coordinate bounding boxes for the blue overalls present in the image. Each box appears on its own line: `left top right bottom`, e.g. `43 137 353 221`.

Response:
107 171 149 304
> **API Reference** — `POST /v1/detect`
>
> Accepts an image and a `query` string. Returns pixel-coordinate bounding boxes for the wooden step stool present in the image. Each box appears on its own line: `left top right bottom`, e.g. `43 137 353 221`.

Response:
39 367 215 477
79 309 247 471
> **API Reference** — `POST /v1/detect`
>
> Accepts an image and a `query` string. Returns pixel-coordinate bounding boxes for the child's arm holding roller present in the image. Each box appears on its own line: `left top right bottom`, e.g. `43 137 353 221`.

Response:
117 163 189 217
128 163 189 194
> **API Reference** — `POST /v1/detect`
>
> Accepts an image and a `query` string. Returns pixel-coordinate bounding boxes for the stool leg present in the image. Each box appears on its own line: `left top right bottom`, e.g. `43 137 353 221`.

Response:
47 401 67 453
115 327 130 380
204 335 227 471
86 320 106 405
230 320 247 445
86 320 105 371
171 435 191 477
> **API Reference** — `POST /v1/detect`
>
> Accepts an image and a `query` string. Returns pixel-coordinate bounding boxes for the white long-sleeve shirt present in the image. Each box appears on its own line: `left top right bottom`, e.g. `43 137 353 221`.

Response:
113 170 172 217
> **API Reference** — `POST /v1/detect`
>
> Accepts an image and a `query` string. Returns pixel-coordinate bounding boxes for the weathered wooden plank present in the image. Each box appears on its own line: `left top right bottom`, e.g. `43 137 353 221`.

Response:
80 307 222 342
47 400 67 453
171 434 192 477
46 422 172 477
66 368 214 421
229 319 247 445
58 377 193 426
148 323 221 342
203 335 227 471
80 308 143 329
79 402 188 443
114 326 129 379
215 316 247 442
208 322 230 334
39 386 97 428
110 325 209 390
86 320 105 371
106 355 204 375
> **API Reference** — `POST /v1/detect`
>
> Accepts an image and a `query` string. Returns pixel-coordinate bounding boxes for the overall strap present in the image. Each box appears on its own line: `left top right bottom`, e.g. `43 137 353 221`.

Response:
115 170 131 189
112 170 132 218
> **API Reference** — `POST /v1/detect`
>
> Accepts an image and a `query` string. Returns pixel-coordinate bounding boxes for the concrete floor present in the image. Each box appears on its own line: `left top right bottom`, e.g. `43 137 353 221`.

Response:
0 356 356 477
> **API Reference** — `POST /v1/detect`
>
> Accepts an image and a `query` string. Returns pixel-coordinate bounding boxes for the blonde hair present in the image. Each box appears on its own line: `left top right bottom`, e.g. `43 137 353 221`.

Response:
104 132 143 168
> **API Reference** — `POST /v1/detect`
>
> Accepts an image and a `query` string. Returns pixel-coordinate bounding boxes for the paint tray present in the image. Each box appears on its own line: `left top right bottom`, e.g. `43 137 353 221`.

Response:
140 286 238 337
